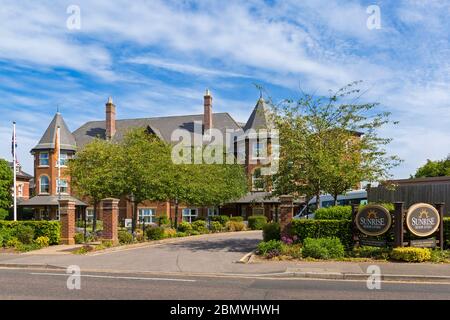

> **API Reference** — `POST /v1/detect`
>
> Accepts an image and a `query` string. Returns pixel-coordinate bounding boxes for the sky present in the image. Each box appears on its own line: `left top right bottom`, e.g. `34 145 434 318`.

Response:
0 0 449 178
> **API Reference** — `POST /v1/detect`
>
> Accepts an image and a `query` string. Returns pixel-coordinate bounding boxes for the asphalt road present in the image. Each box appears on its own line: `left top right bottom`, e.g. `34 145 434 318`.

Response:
0 268 449 300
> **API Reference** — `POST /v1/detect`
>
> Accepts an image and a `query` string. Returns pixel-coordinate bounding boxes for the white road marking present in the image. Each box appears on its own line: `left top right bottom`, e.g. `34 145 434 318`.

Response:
30 272 196 283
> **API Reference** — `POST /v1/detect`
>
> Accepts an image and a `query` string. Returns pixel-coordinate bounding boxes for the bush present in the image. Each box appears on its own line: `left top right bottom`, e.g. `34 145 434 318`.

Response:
15 225 34 244
390 248 432 262
0 228 12 247
134 229 145 242
146 226 165 240
230 216 244 222
257 240 283 256
177 221 193 233
6 238 21 248
281 244 302 259
176 232 188 237
314 206 352 220
248 216 267 230
444 218 450 249
225 221 246 232
0 208 9 220
302 237 345 260
74 233 85 244
430 249 450 263
118 230 133 244
192 220 209 234
210 215 230 226
0 221 60 245
210 221 223 233
263 223 280 242
351 246 390 260
291 219 352 249
190 230 201 236
35 236 50 247
157 216 171 227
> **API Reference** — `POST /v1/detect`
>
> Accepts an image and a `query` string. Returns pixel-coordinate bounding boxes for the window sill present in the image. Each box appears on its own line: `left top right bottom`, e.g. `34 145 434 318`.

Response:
38 165 50 168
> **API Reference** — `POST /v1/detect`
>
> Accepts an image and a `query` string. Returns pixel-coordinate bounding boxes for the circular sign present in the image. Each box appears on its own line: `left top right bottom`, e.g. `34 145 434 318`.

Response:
406 203 440 237
356 205 392 236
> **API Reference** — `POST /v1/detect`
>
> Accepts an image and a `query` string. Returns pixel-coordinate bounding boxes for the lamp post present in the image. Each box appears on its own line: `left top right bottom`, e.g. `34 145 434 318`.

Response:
130 193 135 239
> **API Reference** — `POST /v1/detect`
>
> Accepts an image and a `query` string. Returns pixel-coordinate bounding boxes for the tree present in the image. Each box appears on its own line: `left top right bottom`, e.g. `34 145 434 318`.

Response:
414 156 450 178
0 159 13 214
68 139 122 232
269 81 402 207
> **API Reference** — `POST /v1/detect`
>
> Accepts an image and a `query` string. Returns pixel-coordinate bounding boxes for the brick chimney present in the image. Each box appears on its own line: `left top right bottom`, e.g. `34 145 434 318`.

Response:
106 96 116 140
204 89 212 132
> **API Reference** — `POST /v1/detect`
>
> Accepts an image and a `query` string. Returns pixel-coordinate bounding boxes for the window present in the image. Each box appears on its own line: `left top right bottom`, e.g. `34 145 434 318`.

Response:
57 179 69 194
58 152 70 166
39 152 49 166
138 208 156 224
251 141 266 160
271 142 280 159
208 207 219 217
252 206 264 216
182 208 198 223
17 184 23 197
252 168 265 191
86 209 94 223
39 176 50 194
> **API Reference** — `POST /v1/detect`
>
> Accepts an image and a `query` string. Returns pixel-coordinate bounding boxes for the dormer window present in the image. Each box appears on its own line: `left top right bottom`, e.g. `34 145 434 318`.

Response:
39 152 49 166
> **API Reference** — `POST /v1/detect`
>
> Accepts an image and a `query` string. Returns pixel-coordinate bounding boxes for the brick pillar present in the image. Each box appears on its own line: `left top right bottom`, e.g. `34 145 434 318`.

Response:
102 198 119 244
279 195 294 238
59 199 76 245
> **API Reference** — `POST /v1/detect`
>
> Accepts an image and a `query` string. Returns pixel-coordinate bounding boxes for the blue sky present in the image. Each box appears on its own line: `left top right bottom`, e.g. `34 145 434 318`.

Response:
0 0 449 178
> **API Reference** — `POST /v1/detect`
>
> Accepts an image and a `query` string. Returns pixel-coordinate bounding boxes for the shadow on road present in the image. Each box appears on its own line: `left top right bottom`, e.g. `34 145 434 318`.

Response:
169 238 260 253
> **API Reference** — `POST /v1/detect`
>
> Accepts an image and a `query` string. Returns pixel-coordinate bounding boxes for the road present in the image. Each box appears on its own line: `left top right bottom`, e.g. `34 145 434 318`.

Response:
0 268 449 300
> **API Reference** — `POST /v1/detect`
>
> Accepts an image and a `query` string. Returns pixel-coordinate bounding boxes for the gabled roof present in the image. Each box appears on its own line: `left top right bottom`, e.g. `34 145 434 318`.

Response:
31 113 77 152
243 98 273 132
73 112 242 149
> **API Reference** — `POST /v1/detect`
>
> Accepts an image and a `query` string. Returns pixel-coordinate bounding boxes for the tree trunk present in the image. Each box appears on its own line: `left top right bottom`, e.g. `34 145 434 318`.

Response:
334 192 339 206
174 198 179 229
315 190 321 209
92 200 98 232
131 201 138 234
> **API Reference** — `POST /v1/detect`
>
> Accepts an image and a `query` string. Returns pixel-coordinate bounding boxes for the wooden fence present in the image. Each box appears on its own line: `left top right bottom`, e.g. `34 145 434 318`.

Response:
367 177 450 217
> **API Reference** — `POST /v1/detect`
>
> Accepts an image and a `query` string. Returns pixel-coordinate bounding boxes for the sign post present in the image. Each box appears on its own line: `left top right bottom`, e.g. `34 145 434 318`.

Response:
393 202 404 248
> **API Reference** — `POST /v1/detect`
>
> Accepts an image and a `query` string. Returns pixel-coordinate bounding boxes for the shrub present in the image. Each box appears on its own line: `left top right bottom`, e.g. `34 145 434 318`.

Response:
0 208 9 220
134 229 145 242
430 249 450 263
230 216 244 222
210 221 223 233
314 206 352 220
6 238 21 248
210 215 230 226
190 230 200 236
291 219 352 249
15 225 34 244
390 248 432 262
225 221 246 232
164 228 177 238
192 220 209 234
444 218 450 249
0 228 12 246
118 230 133 244
157 216 171 227
302 237 345 260
281 244 302 259
248 215 267 230
146 226 165 240
0 221 60 244
35 236 50 247
176 232 188 237
351 246 390 260
101 240 114 248
177 221 193 233
263 223 280 242
257 240 283 256
74 233 84 244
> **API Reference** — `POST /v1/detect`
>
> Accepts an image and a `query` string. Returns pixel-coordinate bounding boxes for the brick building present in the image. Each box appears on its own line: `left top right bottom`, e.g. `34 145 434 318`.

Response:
20 90 300 224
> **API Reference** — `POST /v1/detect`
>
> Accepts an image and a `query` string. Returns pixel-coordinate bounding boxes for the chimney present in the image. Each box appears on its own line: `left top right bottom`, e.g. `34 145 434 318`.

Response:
106 96 116 140
204 89 213 132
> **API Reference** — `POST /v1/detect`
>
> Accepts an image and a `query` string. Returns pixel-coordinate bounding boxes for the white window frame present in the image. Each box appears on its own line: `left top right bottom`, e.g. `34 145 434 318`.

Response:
57 179 69 194
86 208 94 223
138 208 156 224
182 208 198 223
251 141 266 160
58 152 70 167
17 183 23 197
207 207 219 217
252 168 265 191
39 175 50 194
39 152 49 166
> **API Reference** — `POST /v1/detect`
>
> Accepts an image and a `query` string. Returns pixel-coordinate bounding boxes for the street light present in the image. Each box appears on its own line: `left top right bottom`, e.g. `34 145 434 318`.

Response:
130 193 135 239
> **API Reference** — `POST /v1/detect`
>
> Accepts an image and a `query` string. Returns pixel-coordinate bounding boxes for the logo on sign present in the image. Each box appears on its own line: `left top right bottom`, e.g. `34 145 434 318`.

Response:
406 203 440 237
356 205 392 236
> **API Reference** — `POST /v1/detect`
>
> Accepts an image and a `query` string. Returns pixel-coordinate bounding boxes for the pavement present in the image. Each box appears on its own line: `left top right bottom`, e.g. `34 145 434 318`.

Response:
0 231 450 283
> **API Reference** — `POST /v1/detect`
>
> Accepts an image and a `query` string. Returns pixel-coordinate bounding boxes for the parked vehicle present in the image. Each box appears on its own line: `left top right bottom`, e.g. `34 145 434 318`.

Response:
294 189 367 219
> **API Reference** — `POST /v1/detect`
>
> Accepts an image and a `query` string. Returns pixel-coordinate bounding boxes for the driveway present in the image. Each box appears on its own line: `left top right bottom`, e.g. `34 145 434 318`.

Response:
0 231 265 274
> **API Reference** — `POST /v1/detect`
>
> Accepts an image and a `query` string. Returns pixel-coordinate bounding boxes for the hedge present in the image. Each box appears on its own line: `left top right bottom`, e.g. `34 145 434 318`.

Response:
291 219 352 249
263 222 280 242
0 221 60 245
444 218 450 248
248 215 267 230
314 206 352 220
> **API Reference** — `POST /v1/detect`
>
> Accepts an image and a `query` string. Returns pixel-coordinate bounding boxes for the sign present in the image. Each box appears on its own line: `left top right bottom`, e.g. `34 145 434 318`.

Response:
359 239 387 247
406 203 440 237
355 205 392 236
410 238 437 248
124 219 132 229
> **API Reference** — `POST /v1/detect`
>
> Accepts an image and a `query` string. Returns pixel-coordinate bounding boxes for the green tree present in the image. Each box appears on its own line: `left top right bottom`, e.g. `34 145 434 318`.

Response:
0 159 13 214
269 82 401 208
414 156 450 178
68 139 122 231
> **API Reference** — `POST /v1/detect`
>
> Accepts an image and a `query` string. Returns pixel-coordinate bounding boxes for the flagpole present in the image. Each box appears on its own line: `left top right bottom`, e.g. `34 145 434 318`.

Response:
13 122 17 221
